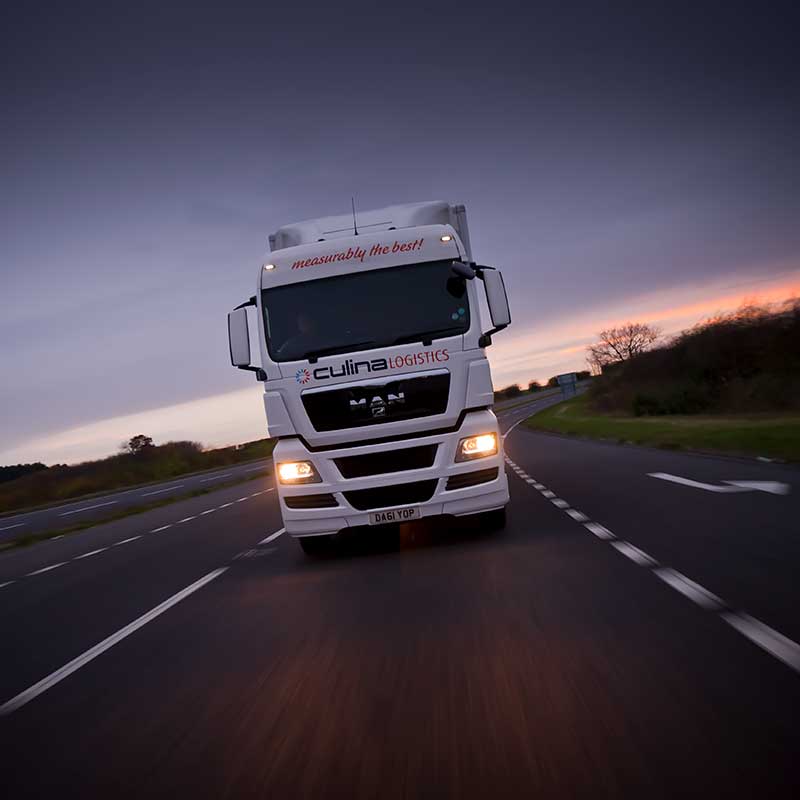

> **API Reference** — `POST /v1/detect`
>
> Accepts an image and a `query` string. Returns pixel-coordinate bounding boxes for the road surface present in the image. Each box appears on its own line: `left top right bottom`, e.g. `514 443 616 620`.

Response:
0 458 272 543
1 402 798 798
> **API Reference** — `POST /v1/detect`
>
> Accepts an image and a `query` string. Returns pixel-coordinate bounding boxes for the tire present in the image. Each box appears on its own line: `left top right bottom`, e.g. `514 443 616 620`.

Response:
299 534 335 556
480 507 507 531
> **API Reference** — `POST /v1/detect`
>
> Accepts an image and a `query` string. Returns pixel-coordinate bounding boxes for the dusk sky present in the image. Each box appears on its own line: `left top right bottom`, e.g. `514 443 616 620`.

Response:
2 3 798 465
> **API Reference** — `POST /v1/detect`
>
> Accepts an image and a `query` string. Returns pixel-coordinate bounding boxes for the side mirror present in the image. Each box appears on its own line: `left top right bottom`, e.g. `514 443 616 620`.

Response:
451 261 476 279
228 308 251 366
483 269 511 328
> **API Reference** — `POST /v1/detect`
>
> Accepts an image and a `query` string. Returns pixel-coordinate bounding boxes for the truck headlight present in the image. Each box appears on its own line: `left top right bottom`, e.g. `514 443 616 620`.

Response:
455 433 498 462
277 461 321 484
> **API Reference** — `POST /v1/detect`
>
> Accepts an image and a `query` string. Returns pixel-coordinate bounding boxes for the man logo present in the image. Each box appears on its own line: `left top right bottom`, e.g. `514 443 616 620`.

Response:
349 392 405 419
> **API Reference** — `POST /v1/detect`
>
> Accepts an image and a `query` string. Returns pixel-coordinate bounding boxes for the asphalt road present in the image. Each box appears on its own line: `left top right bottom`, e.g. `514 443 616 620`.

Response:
1 404 798 798
0 458 272 543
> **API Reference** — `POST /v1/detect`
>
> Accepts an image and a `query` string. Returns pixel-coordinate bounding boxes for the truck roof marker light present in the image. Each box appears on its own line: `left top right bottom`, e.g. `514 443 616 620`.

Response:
440 235 452 243
263 263 276 271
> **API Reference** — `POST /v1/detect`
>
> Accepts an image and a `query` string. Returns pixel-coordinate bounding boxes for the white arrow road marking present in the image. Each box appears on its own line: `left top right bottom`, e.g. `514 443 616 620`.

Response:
647 473 790 495
724 481 790 495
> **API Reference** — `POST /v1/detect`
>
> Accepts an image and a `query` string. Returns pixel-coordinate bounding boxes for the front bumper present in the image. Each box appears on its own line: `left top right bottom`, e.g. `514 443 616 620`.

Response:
274 409 509 538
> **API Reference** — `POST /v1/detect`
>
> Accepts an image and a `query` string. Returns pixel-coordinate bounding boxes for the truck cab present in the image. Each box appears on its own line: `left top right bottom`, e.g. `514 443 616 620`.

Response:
228 201 511 554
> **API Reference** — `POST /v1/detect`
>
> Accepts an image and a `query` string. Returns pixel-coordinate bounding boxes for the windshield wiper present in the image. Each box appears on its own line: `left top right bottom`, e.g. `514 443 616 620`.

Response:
303 340 377 363
392 327 464 347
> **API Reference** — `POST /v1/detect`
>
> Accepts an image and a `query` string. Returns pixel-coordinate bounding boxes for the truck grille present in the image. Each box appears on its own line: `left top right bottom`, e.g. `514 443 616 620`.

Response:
334 444 437 479
343 479 438 511
302 373 450 432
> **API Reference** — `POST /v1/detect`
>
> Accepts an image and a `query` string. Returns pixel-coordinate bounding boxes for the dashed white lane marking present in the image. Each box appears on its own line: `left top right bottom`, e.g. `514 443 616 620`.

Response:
0 581 15 589
525 478 537 485
142 484 184 497
584 522 615 540
200 473 233 482
114 536 141 546
259 527 286 545
176 516 196 524
551 498 570 509
27 562 67 576
542 490 556 499
611 541 658 567
722 613 800 672
236 497 248 503
219 502 234 509
505 458 800 674
654 568 724 610
200 509 216 516
59 501 117 517
244 463 269 472
150 525 172 533
0 568 228 716
50 535 64 541
74 547 108 560
0 522 25 531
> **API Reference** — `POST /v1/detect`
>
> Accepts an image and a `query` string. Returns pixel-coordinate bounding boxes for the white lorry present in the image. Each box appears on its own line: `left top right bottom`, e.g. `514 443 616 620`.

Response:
228 201 511 554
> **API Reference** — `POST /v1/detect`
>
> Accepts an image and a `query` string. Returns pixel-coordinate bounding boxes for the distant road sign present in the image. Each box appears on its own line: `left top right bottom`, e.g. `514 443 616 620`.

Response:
556 372 577 398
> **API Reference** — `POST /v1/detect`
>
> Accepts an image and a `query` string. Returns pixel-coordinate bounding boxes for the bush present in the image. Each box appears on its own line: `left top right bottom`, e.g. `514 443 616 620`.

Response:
590 299 800 416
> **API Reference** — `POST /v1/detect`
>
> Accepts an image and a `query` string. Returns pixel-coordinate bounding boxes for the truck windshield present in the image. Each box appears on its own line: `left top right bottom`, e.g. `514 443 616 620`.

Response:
262 260 470 362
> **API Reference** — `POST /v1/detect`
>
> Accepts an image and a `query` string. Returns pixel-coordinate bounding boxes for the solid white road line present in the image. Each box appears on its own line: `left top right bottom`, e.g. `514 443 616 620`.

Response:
722 612 800 672
141 484 184 497
259 527 286 545
150 525 172 533
584 522 615 540
0 581 15 589
74 547 107 560
26 562 67 576
502 418 526 440
611 541 658 567
0 568 228 716
114 536 141 546
654 568 724 610
0 522 25 531
59 501 117 517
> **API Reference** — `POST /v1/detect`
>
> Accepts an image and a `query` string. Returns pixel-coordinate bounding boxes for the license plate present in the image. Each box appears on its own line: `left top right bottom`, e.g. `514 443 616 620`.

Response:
369 506 421 525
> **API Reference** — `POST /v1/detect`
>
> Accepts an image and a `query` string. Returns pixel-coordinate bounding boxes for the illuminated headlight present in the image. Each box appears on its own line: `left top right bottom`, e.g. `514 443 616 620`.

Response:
277 461 321 484
455 433 498 462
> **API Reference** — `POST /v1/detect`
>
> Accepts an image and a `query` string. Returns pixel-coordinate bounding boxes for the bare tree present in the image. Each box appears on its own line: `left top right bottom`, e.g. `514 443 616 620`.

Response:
586 323 660 373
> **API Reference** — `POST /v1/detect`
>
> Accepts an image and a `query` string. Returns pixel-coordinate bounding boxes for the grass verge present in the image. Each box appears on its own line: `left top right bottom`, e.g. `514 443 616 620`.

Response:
0 471 269 552
523 394 800 462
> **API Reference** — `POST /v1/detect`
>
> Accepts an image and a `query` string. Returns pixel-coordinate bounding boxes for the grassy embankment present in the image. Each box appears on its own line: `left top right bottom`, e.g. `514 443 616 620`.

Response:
525 301 800 461
0 438 276 515
525 394 800 461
